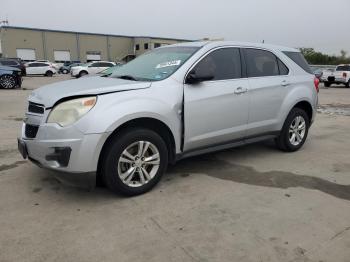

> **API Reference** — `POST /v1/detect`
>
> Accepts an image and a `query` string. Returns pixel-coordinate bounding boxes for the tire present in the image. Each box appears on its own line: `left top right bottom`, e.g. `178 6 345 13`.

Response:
45 71 53 77
275 108 310 152
346 81 350 88
101 128 168 196
62 69 69 74
78 71 88 78
0 75 17 89
324 82 331 87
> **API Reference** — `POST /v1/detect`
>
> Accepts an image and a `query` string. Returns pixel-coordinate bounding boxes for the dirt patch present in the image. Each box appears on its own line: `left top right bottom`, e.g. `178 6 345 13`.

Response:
318 103 350 116
0 161 27 172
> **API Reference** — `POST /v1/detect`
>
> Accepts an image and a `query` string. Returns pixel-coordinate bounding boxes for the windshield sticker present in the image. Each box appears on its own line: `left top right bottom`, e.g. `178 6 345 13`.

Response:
156 60 181 69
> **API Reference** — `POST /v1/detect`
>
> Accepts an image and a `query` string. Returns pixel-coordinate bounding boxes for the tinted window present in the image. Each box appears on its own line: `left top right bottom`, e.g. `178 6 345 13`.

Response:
336 65 350 71
37 63 49 67
91 62 101 67
1 60 18 66
101 62 113 67
278 59 289 75
283 51 313 74
27 63 39 67
194 48 242 81
245 49 279 77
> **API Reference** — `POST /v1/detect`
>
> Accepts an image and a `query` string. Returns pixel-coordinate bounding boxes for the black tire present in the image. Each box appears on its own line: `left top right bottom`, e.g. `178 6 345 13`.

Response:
45 71 53 77
0 75 17 89
275 108 310 152
324 82 331 87
101 128 168 196
78 71 88 78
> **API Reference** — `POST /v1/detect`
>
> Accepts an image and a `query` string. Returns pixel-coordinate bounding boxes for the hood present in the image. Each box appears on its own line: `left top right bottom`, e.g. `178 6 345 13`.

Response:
28 76 152 107
0 66 21 72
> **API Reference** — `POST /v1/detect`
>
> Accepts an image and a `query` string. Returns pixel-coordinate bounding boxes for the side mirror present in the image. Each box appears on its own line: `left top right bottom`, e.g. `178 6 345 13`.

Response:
186 69 214 84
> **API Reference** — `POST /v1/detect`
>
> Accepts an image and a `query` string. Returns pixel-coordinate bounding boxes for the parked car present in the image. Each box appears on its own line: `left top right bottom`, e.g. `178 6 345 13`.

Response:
71 61 116 78
58 61 82 74
0 66 22 89
98 64 122 76
25 62 57 77
34 60 60 70
0 58 26 75
18 41 318 196
312 68 323 80
322 65 350 87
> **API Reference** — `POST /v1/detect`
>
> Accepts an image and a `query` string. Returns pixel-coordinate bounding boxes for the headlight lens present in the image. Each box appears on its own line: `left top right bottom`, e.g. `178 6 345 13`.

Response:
47 96 97 127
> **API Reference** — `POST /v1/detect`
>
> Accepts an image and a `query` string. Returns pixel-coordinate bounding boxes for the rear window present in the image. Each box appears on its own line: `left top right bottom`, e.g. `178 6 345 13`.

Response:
283 51 313 74
336 65 350 71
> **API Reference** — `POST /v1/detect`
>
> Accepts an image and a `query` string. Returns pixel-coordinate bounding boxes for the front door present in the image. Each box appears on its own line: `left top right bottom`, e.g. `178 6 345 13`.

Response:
183 47 250 152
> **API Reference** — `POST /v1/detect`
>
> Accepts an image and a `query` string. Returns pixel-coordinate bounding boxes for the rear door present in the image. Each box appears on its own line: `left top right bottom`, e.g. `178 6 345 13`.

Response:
88 62 102 74
26 63 40 75
243 48 290 136
183 47 250 151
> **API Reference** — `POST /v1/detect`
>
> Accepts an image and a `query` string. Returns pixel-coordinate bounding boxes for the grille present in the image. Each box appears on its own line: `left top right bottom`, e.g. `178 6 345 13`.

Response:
28 102 45 114
25 124 39 139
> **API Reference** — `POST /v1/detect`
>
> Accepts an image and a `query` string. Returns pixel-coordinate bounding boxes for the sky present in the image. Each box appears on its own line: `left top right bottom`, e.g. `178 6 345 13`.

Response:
1 0 349 55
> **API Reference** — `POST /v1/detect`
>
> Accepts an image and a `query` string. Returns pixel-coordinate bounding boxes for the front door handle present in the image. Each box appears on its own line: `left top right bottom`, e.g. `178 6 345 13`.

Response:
234 87 248 94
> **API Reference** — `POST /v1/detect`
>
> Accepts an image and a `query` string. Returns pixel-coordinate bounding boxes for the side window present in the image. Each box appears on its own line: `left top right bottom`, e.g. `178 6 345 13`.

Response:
28 63 39 67
278 59 289 75
194 48 242 81
244 49 279 77
39 63 49 67
91 62 101 67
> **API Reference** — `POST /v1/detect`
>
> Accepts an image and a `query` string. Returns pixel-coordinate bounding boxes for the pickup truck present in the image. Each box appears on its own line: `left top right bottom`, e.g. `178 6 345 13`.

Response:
323 64 350 87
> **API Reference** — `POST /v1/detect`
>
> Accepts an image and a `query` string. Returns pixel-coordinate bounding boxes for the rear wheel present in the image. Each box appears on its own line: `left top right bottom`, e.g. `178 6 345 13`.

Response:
0 75 16 89
101 128 168 196
275 108 310 152
78 71 88 78
45 71 53 77
324 82 331 87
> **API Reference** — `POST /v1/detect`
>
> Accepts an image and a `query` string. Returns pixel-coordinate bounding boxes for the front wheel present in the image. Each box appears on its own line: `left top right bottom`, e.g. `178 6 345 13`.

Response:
275 108 310 152
0 75 17 89
101 128 168 196
62 69 69 74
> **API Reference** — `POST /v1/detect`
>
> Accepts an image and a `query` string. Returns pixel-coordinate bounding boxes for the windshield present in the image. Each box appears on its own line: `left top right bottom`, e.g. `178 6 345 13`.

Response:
110 46 199 81
336 65 350 71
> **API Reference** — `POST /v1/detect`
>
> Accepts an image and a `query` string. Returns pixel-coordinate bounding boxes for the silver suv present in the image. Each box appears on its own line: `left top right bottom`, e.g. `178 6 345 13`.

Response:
18 41 319 195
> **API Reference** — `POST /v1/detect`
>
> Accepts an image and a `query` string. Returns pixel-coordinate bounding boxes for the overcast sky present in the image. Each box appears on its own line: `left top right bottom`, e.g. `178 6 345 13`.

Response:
1 0 349 55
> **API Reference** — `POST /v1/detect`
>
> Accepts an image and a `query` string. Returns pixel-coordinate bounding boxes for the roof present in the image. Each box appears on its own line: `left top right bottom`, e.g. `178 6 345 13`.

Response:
0 25 192 42
171 41 299 52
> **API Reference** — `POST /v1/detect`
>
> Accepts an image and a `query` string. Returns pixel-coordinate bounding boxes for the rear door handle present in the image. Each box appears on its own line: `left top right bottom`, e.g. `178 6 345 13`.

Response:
234 87 248 94
281 80 290 87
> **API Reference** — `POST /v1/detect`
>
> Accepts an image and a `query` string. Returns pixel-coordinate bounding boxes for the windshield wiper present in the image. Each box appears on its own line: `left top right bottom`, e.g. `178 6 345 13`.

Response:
115 75 138 81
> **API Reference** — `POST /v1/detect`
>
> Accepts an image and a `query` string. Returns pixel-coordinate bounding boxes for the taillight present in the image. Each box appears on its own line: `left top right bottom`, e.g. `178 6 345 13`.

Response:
343 72 347 78
314 77 320 93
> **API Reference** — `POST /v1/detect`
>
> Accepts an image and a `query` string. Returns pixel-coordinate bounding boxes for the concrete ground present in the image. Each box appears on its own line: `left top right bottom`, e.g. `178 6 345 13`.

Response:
0 75 349 262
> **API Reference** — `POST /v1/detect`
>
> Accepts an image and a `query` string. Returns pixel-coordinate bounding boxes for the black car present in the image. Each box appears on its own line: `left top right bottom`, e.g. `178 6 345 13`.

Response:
0 66 22 89
0 58 26 75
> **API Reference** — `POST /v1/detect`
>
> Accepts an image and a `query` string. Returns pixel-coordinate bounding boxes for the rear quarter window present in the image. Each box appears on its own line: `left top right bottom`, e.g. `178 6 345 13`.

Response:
283 51 313 74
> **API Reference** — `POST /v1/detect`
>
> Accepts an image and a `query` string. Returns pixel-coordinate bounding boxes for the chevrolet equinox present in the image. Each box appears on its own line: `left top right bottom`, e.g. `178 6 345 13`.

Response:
18 41 319 195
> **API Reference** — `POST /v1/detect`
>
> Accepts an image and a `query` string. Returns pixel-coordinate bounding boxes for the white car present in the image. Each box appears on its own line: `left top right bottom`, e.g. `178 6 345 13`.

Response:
35 60 60 70
71 61 116 78
25 62 57 77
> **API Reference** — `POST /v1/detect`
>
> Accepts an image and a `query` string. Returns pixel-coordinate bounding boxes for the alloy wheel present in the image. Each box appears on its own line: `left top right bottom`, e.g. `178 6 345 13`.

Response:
1 75 16 89
289 116 306 146
118 141 160 187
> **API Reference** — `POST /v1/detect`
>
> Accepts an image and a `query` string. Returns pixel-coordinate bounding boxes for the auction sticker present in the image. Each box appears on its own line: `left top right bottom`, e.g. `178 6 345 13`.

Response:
156 60 181 69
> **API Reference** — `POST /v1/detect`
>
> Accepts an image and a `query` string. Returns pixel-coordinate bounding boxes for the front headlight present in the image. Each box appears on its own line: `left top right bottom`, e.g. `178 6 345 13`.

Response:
47 96 97 127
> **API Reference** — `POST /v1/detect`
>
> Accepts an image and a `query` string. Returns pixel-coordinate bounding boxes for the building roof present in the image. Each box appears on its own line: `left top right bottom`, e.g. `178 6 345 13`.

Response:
0 25 193 42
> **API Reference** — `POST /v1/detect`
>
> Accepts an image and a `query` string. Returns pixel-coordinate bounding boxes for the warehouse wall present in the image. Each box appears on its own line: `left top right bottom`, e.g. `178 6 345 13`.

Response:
1 28 45 59
44 31 78 62
108 36 134 62
78 34 108 62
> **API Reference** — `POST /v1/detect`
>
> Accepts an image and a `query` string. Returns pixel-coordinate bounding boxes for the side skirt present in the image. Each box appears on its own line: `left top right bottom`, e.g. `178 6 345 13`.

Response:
175 132 280 161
